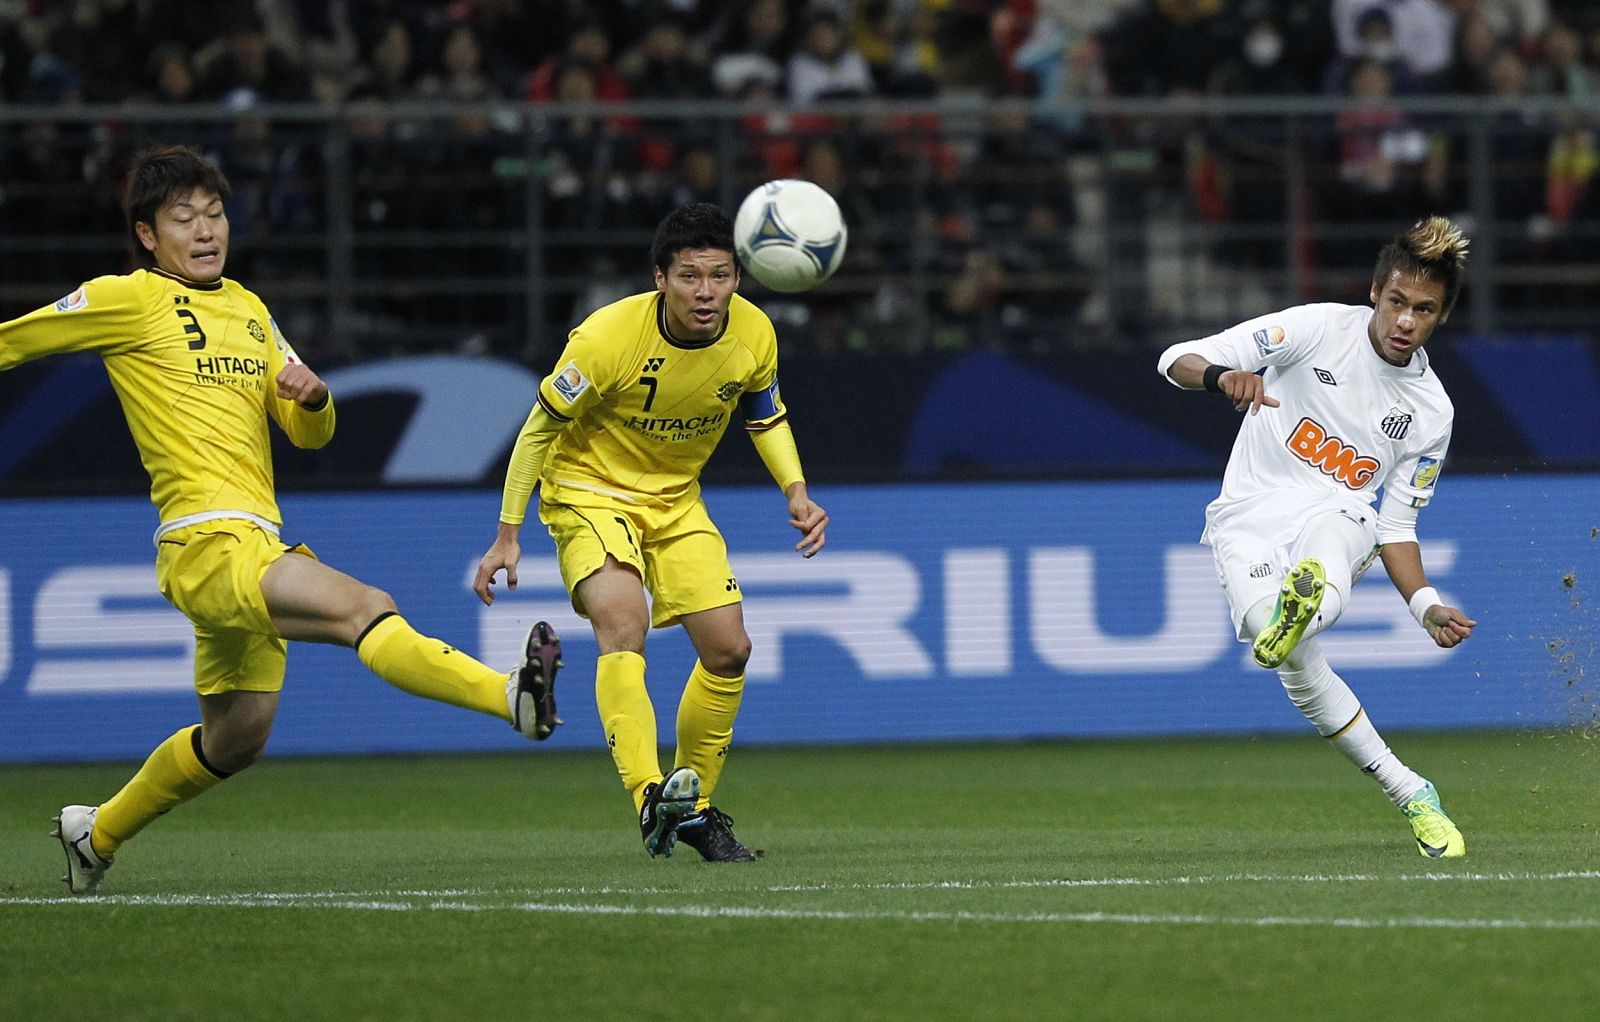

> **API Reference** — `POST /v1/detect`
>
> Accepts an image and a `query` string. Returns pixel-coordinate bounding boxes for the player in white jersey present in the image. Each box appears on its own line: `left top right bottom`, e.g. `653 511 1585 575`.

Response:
1157 217 1476 858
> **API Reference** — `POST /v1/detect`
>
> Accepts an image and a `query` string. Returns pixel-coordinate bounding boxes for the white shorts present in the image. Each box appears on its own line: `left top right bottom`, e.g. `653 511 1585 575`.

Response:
1206 493 1380 639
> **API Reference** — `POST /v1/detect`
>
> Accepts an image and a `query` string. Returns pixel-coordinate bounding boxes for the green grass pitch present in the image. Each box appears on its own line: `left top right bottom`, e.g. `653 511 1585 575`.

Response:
2 732 1597 1020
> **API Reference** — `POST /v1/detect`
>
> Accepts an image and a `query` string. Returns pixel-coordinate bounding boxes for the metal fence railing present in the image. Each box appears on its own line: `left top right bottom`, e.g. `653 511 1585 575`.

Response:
1 96 1595 365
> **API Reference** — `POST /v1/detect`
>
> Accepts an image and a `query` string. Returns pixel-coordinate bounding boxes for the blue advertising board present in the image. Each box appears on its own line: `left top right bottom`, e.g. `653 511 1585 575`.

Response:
1 477 1595 763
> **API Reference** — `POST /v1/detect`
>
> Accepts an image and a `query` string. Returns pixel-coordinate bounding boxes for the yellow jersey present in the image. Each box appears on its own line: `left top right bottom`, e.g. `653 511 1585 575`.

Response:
0 268 334 528
536 290 787 510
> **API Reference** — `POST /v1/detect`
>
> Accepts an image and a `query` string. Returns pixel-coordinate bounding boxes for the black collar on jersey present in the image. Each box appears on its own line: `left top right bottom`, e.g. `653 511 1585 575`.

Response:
151 267 224 292
655 292 727 350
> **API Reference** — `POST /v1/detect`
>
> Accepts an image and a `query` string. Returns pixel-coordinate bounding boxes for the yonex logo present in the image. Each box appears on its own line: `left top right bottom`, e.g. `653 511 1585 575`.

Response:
643 358 665 372
1286 417 1381 489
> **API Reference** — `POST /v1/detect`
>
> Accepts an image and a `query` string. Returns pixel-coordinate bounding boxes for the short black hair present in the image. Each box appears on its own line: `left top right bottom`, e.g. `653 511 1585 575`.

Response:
651 202 736 273
124 144 230 265
1372 216 1470 314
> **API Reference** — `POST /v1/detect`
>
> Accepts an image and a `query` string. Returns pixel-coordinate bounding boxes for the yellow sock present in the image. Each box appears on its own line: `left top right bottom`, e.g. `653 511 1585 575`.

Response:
595 651 660 811
675 660 744 810
356 613 509 721
94 725 226 857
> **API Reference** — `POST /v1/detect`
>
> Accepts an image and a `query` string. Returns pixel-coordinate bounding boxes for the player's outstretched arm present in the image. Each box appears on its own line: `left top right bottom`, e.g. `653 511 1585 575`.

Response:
473 522 522 606
1379 542 1476 649
786 481 828 558
1165 353 1280 415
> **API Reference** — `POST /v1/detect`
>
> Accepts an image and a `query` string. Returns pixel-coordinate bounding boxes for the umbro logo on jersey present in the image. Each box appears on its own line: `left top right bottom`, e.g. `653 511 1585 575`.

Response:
1313 367 1337 386
1380 411 1412 440
1286 417 1381 489
643 357 665 371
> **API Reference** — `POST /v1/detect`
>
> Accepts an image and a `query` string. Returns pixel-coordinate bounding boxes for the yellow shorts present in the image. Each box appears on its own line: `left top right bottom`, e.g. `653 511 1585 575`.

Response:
540 495 740 628
154 520 314 695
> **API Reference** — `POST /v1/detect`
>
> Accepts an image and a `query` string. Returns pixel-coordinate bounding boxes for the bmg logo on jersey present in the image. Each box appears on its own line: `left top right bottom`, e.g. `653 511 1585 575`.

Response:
1286 417 1380 489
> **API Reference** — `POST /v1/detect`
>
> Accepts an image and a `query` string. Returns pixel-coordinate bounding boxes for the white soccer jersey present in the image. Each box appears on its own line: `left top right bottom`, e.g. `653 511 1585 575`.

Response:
1158 302 1453 546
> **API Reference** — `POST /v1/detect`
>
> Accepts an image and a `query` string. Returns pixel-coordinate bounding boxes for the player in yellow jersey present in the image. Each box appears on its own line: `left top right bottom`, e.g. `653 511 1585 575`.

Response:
0 145 560 896
474 203 829 861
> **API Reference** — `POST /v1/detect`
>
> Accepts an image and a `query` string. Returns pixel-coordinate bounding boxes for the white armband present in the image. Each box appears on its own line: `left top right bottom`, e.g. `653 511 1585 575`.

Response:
1408 586 1441 628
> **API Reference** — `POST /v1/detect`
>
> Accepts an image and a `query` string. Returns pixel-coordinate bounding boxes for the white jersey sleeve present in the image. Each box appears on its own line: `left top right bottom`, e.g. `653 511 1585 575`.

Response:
1156 304 1335 383
1382 420 1451 509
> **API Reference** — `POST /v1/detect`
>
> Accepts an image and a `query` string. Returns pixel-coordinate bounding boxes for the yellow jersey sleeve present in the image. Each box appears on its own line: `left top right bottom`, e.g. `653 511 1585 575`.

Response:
0 275 148 370
738 299 787 430
536 312 632 423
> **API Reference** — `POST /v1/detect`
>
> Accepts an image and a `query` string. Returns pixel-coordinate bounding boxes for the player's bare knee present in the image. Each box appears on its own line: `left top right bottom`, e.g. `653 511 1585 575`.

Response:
592 619 648 655
353 587 399 638
203 723 271 773
703 635 751 678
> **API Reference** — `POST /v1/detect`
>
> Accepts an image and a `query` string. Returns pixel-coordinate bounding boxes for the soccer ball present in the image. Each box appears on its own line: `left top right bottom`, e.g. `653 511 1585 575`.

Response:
734 179 848 293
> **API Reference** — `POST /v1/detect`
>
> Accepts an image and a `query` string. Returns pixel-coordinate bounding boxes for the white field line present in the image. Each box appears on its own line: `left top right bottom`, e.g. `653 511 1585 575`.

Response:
2 892 1598 931
8 869 1596 904
4 870 1600 930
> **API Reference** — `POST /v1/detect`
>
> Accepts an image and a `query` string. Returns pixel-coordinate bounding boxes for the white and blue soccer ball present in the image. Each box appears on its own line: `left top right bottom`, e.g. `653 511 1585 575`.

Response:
734 179 848 293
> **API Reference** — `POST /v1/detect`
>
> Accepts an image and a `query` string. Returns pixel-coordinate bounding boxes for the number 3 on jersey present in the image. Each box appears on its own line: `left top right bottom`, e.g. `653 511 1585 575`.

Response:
174 302 207 351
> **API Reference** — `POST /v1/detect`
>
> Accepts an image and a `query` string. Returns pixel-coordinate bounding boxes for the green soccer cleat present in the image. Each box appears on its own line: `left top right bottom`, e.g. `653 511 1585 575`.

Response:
1402 782 1466 859
1251 558 1326 669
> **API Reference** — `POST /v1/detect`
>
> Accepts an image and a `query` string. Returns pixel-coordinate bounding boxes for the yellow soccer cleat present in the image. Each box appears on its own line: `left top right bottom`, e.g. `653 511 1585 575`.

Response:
1251 558 1326 669
1402 782 1466 859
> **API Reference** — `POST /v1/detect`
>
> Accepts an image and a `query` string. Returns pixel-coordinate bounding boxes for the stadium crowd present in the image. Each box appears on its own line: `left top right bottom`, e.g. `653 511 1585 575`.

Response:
2 0 1598 358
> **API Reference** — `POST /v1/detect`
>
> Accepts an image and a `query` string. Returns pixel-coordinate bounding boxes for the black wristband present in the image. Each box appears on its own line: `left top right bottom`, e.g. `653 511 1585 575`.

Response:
1202 364 1228 394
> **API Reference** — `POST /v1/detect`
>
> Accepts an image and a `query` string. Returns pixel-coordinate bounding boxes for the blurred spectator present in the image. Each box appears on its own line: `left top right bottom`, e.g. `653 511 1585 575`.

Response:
854 0 941 96
995 198 1089 350
525 19 631 103
1211 8 1318 96
787 10 875 105
197 9 311 103
619 16 711 100
1323 7 1421 93
1321 58 1442 264
60 0 149 103
709 0 789 97
1439 10 1505 94
357 18 421 99
936 246 1008 350
1531 19 1597 99
416 22 502 101
1332 0 1457 83
216 113 315 266
144 0 234 54
1101 0 1237 98
464 0 554 86
1477 46 1555 307
1468 0 1549 44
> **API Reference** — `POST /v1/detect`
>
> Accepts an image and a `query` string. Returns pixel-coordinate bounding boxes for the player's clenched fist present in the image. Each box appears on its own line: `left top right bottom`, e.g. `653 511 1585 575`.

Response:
276 364 328 408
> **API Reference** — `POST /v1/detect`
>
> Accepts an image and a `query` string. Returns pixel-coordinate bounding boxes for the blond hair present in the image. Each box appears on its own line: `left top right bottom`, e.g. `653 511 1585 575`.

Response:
1373 216 1470 312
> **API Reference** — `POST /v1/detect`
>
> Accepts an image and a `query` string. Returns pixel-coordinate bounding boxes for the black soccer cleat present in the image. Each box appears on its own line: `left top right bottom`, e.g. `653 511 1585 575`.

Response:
508 621 564 740
676 806 758 863
639 766 701 858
